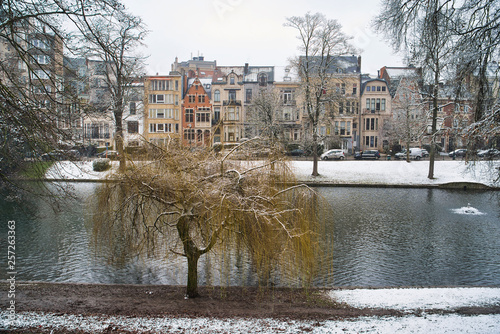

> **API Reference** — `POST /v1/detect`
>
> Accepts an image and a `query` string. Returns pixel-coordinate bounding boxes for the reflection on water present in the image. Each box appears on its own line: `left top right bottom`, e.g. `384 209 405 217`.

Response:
1 184 499 287
319 187 500 287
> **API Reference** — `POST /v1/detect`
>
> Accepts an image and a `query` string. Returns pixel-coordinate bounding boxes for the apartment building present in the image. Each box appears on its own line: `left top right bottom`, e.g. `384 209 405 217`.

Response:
144 74 183 145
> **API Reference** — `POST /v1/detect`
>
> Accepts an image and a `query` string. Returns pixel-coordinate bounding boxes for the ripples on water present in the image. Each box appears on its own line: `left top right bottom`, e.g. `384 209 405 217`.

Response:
0 184 499 287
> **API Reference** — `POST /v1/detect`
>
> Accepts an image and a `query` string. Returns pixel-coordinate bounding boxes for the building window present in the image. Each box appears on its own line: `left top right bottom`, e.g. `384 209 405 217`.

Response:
151 80 166 91
184 128 195 141
283 90 292 104
376 98 381 111
149 94 165 104
382 86 386 91
214 107 220 122
188 95 195 103
377 86 381 91
366 86 370 92
258 73 267 86
381 99 386 111
129 102 136 115
31 39 49 50
127 121 138 134
352 84 357 95
246 89 252 103
230 76 235 85
339 102 344 114
198 95 206 103
228 90 236 102
149 123 156 133
34 55 50 64
185 108 194 123
214 90 220 102
227 107 238 120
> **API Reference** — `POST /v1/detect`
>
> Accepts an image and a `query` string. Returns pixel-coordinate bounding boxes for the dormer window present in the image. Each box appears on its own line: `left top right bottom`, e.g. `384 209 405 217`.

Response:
258 73 267 86
230 76 235 85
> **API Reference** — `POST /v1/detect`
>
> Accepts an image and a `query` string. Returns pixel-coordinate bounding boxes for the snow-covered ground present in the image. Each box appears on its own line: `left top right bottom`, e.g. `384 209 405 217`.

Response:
45 159 500 188
29 159 500 333
2 288 500 333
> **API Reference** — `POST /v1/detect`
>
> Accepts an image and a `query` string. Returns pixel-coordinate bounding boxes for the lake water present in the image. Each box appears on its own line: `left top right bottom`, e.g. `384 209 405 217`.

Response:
1 183 499 287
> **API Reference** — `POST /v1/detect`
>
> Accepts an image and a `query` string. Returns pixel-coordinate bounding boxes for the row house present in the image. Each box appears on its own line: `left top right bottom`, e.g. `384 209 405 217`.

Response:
81 59 114 148
274 69 302 144
310 56 362 153
182 77 212 147
143 74 182 146
212 68 245 146
359 79 392 151
123 80 145 148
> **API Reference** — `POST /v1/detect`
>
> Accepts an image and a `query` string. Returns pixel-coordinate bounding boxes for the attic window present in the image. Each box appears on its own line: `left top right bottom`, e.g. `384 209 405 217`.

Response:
230 76 235 85
258 73 267 86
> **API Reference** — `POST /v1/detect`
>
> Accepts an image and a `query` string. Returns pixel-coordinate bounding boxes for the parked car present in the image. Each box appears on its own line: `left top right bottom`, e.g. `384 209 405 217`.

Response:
41 149 80 161
395 149 407 160
97 150 119 160
286 148 305 156
477 148 500 159
395 148 424 160
361 150 380 160
448 149 467 158
320 149 345 160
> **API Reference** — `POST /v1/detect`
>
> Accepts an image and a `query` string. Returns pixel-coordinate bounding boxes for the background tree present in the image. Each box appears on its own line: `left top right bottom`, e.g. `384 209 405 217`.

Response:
92 142 327 298
374 0 456 179
390 77 427 162
246 87 284 149
285 12 355 176
74 9 147 172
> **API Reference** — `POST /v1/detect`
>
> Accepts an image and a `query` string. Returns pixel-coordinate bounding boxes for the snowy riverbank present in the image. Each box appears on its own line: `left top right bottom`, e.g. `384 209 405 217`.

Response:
44 159 500 188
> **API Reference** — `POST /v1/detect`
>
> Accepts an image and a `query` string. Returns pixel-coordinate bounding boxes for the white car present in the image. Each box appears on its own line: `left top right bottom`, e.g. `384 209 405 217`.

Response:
321 149 345 160
395 148 424 160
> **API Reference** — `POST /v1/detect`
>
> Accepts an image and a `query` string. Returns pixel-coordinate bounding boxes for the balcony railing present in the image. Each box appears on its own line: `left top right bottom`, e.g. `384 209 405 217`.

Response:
223 100 242 106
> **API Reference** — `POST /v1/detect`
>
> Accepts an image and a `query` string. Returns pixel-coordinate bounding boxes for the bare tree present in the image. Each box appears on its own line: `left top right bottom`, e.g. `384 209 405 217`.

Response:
452 1 500 150
285 12 355 176
73 9 147 172
374 0 456 179
92 142 327 298
0 0 133 182
246 87 284 148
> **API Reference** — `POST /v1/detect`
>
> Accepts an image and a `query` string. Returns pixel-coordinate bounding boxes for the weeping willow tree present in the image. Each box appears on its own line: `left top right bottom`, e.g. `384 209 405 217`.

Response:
92 140 329 298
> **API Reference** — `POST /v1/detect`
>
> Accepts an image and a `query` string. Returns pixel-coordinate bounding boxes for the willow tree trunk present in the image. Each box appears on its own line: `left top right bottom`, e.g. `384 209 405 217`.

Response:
177 217 201 298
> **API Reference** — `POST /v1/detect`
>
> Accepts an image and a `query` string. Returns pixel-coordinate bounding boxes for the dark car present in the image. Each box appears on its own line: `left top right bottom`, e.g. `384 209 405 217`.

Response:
286 149 305 156
449 149 467 158
97 150 119 160
361 150 380 160
354 151 362 160
41 149 80 161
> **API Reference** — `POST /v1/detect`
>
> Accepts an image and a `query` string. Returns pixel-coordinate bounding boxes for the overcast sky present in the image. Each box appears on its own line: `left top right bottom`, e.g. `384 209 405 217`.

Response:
122 0 405 77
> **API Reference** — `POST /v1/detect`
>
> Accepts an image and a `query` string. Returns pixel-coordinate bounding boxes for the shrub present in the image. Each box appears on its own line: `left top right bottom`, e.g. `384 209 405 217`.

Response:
93 158 111 172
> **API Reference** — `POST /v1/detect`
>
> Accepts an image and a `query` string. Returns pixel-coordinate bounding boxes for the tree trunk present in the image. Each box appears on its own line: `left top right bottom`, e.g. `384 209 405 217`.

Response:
177 217 201 298
312 132 319 176
186 251 200 298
